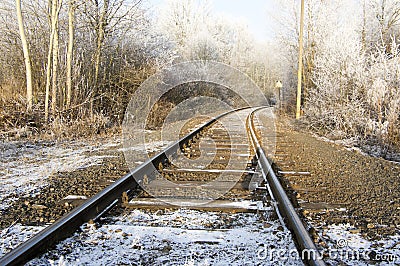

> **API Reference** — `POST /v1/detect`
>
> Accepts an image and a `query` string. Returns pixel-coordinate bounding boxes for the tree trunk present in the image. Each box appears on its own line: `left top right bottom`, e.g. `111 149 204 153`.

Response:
361 0 366 52
45 0 57 121
15 0 33 111
66 0 75 109
91 0 109 117
94 0 109 86
51 0 61 116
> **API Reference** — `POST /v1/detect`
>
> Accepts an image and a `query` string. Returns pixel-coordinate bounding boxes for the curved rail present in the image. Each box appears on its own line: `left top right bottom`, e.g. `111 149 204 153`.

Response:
247 107 326 266
0 107 249 266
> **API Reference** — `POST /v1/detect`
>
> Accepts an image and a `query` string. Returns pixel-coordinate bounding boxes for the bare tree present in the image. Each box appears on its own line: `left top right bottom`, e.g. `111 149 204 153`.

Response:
82 0 144 116
51 0 62 116
66 0 75 108
93 0 109 88
15 0 33 111
375 0 400 42
45 0 60 120
158 0 211 56
379 0 400 54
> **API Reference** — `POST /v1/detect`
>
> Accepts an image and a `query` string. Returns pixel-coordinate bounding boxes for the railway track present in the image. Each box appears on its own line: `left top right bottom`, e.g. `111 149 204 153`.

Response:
0 107 325 265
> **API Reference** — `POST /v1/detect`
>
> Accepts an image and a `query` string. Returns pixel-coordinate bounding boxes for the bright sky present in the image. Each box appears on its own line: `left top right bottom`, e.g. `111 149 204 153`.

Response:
148 0 277 42
212 0 271 41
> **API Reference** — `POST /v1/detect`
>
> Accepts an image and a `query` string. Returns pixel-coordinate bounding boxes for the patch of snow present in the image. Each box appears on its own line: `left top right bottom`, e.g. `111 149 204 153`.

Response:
63 195 88 200
28 209 304 265
0 139 119 210
0 224 45 258
312 134 400 164
101 142 121 148
321 224 400 265
119 140 172 153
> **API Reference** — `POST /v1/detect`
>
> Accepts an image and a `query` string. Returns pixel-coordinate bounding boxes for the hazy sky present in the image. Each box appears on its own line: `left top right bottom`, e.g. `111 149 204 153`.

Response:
148 0 279 42
212 0 271 41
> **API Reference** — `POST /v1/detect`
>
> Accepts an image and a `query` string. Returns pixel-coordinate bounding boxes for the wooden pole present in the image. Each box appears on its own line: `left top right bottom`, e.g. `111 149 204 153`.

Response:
296 0 305 119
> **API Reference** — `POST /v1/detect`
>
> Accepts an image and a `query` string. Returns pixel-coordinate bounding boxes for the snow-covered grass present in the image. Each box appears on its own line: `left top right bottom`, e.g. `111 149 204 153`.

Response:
0 139 120 210
27 209 303 266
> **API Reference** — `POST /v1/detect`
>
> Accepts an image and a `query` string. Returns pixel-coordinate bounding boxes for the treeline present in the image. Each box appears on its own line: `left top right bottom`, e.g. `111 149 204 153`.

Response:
275 0 400 156
1 0 156 136
0 0 279 138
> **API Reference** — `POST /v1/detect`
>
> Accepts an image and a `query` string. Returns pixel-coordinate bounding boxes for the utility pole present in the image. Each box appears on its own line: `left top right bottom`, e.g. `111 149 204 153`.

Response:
296 0 305 119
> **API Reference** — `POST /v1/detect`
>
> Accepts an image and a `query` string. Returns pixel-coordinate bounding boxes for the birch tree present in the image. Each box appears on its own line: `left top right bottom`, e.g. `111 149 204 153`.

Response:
51 0 61 116
66 0 75 108
15 0 33 111
45 0 56 120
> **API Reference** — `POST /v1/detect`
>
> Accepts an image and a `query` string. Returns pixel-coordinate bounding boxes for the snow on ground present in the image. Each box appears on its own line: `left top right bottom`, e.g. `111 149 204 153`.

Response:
312 134 400 164
27 209 304 266
0 139 120 210
118 140 172 154
0 136 182 261
0 137 171 211
0 224 45 258
322 224 400 265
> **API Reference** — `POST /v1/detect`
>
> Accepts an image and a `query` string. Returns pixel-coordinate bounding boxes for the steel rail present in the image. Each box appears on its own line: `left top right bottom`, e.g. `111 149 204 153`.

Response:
247 107 326 266
0 107 250 266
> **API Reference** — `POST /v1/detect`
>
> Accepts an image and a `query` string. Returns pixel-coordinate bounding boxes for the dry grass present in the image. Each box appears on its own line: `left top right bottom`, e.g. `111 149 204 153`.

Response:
0 97 120 141
43 114 120 140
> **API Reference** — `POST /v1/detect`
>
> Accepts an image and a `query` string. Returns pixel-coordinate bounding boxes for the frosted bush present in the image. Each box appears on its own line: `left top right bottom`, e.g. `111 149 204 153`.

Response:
368 78 387 108
299 1 400 150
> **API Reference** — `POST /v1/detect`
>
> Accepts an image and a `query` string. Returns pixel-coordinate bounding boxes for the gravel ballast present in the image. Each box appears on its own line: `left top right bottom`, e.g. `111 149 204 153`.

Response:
273 118 400 240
